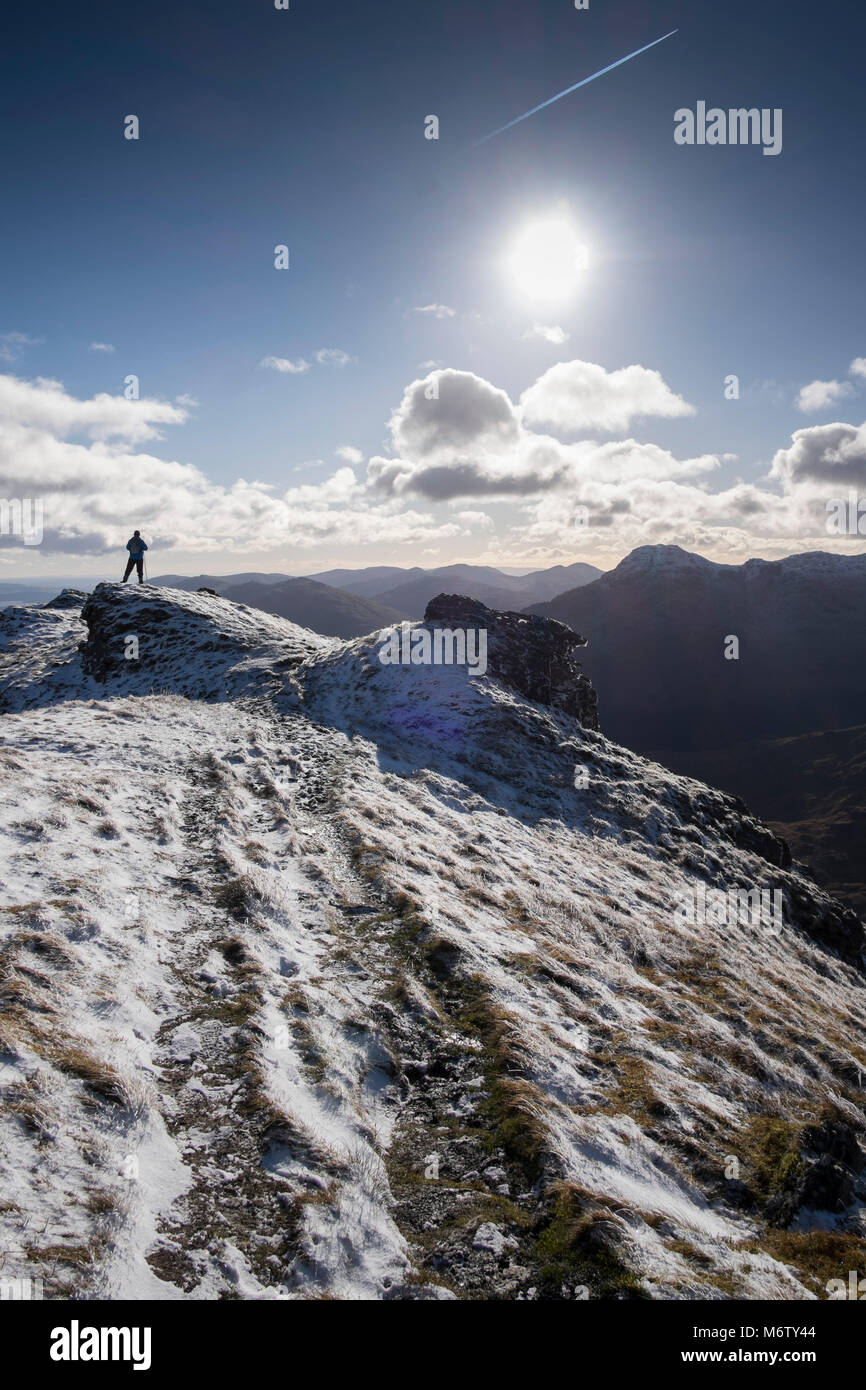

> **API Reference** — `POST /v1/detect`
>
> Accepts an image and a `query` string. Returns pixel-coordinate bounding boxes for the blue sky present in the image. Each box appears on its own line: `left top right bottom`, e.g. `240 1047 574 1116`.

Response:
2 0 865 578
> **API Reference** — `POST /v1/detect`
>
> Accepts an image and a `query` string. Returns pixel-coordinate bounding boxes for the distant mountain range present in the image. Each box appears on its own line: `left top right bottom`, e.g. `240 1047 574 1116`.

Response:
309 561 602 617
529 545 866 752
0 581 62 605
140 561 603 636
2 562 604 632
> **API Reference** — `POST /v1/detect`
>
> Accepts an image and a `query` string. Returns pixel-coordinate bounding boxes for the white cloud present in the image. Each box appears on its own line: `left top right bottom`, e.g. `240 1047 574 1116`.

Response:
453 509 495 531
389 369 520 463
260 356 310 374
849 357 866 380
89 342 115 353
335 445 364 464
520 360 695 434
523 325 570 345
315 348 354 367
770 420 866 488
4 361 860 568
175 393 199 408
368 368 712 503
795 378 854 413
0 332 41 364
364 361 855 560
0 373 460 557
413 304 456 319
0 374 187 444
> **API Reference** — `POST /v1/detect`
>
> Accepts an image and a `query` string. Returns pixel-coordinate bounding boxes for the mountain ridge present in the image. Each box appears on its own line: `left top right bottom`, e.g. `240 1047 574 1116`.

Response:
0 582 864 1300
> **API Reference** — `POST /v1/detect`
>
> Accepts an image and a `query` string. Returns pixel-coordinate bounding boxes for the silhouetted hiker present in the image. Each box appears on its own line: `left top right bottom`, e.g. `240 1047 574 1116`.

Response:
122 530 148 583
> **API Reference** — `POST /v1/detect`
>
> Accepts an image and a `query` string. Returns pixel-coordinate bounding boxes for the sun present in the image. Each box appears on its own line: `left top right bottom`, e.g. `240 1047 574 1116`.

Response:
505 216 588 303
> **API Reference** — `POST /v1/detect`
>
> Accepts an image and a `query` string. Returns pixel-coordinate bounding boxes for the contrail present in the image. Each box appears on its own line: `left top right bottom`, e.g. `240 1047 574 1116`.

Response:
472 29 678 147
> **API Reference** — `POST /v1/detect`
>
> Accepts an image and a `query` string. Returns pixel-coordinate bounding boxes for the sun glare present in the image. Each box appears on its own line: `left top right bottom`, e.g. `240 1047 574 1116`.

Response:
505 216 589 303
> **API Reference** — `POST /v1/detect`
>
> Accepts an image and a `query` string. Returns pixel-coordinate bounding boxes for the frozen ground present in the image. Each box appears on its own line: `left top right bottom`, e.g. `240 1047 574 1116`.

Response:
0 583 864 1300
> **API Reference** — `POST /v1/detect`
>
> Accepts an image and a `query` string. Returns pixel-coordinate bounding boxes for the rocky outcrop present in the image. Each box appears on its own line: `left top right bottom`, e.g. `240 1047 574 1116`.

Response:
78 582 329 697
42 588 90 610
423 593 599 730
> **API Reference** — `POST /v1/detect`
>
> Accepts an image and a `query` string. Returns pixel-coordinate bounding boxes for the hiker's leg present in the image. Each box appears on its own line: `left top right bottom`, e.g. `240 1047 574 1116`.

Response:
136 558 144 583
122 557 135 582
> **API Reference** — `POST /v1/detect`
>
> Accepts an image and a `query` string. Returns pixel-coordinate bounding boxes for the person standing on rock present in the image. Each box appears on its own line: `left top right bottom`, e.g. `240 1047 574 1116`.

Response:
122 530 148 583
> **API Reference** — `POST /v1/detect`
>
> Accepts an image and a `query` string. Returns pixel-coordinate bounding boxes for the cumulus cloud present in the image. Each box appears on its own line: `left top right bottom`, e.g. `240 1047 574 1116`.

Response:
795 378 854 413
315 348 354 367
388 370 520 462
369 367 710 503
524 325 570 345
260 356 310 374
367 454 569 501
849 357 866 380
89 342 115 353
4 359 860 568
364 361 857 561
413 304 456 319
520 360 695 433
0 373 473 558
770 421 866 488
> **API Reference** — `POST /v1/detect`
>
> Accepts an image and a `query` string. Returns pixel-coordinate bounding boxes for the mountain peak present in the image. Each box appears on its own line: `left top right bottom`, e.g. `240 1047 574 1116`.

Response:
611 544 722 579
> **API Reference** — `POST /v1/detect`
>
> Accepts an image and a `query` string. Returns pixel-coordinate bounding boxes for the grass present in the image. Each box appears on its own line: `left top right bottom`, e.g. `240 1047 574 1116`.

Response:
455 984 548 1179
49 1042 137 1111
736 1114 805 1204
532 1183 646 1299
741 1229 866 1296
213 875 261 922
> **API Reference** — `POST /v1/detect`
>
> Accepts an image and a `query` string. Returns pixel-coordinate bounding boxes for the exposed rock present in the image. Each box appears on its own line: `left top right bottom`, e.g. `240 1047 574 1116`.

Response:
766 1116 864 1227
41 588 89 610
78 581 329 696
423 593 599 730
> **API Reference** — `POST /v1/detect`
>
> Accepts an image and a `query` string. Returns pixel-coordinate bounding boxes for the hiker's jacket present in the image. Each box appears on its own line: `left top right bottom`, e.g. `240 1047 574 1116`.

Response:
126 537 148 556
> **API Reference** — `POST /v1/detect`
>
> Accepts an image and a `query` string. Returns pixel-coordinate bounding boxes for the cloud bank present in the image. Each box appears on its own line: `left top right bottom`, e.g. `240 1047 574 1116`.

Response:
1 357 862 564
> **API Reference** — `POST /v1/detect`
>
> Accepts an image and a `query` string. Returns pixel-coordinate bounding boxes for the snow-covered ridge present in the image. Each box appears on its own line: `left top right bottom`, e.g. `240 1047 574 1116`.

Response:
610 543 866 584
0 582 864 1301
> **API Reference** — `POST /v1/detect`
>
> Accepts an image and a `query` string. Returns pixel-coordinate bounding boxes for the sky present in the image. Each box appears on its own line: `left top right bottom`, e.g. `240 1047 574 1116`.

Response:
1 0 865 580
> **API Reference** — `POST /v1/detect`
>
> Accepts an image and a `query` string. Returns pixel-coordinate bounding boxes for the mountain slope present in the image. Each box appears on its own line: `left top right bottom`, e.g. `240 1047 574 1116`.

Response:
220 577 408 638
149 572 292 591
529 546 866 751
0 583 864 1301
650 726 866 919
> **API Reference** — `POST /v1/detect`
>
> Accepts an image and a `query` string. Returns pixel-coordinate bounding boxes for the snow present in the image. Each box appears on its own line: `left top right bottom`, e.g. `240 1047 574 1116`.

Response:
0 582 864 1300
